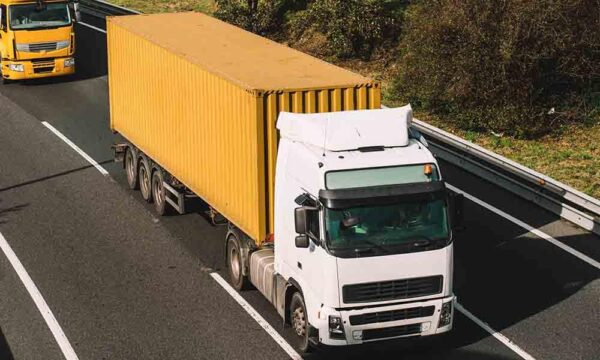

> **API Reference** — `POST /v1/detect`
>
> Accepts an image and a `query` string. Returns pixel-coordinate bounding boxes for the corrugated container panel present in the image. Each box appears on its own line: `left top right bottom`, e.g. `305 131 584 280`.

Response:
262 85 381 234
107 13 381 245
108 21 266 241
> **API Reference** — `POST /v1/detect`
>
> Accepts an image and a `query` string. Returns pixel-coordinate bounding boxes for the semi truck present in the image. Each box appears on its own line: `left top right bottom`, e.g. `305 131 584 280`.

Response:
107 12 463 352
0 0 79 82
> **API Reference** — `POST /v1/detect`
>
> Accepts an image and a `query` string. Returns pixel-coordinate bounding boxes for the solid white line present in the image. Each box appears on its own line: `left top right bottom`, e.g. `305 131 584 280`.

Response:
447 183 600 271
456 303 535 360
0 232 79 360
210 273 303 360
77 21 106 34
42 121 109 177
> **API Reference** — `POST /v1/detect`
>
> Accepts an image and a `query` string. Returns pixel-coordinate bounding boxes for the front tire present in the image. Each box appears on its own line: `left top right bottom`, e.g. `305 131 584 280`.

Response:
290 292 311 354
226 234 249 291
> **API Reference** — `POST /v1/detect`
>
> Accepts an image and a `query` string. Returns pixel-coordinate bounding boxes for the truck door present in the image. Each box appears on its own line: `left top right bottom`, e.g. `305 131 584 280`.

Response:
294 205 338 310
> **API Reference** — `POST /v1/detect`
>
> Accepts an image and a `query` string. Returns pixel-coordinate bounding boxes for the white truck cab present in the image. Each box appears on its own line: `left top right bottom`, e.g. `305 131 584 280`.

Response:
233 106 462 352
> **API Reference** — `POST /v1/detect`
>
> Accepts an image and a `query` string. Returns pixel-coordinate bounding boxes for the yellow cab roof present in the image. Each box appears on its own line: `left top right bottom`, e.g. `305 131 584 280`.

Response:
108 12 376 93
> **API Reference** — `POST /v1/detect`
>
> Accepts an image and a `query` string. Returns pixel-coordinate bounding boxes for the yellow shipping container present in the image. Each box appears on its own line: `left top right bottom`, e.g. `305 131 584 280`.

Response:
107 12 381 244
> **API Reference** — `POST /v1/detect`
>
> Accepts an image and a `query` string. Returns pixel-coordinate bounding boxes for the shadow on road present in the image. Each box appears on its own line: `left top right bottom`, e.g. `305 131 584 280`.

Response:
0 160 113 195
0 202 28 225
0 326 14 360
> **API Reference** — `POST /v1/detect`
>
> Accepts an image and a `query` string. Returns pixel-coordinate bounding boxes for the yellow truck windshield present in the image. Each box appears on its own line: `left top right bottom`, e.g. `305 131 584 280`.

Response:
10 2 70 30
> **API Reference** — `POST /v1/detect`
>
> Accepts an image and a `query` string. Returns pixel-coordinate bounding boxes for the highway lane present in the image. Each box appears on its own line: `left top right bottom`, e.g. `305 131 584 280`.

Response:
0 23 597 360
0 88 290 359
0 74 525 360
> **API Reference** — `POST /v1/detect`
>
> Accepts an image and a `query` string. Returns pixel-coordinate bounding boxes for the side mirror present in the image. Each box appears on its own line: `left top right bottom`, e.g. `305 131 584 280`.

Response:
295 235 309 248
295 207 308 235
448 192 465 231
69 2 81 23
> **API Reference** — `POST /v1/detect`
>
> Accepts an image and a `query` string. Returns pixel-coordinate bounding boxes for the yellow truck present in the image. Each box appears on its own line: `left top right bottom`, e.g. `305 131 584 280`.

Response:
0 0 78 82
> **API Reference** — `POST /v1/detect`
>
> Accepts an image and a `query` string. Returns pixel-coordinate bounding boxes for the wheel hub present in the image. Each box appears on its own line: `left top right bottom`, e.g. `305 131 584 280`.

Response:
292 307 306 337
229 245 240 279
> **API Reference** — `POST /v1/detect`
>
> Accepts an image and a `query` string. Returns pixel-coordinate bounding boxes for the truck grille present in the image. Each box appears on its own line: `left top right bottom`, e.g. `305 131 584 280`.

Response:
343 276 443 303
349 305 435 326
32 59 55 74
27 42 58 52
363 323 422 341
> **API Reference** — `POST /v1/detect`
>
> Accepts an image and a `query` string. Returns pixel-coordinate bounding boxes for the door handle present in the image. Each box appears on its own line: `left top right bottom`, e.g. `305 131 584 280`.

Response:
297 262 302 270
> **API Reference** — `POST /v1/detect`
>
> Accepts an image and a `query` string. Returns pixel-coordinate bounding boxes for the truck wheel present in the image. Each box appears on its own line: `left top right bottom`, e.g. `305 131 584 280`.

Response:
125 148 139 190
152 169 169 216
226 234 249 291
139 157 152 203
290 292 311 354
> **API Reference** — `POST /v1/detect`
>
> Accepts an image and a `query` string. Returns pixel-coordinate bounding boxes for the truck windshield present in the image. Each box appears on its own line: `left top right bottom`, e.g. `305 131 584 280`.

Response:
325 198 450 256
10 3 70 30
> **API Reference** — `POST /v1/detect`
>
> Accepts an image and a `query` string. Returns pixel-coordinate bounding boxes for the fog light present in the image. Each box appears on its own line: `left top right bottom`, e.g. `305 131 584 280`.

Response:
352 330 363 340
421 322 431 332
438 301 453 327
328 315 345 339
9 64 24 72
64 58 75 67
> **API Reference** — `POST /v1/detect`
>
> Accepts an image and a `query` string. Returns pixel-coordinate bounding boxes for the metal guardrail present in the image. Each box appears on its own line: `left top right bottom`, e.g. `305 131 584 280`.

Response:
78 0 600 236
413 119 600 235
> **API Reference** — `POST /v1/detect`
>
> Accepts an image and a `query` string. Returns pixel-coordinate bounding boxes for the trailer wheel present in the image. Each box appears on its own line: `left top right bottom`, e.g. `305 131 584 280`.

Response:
290 292 311 353
139 157 152 203
152 170 169 216
226 234 249 291
125 148 139 190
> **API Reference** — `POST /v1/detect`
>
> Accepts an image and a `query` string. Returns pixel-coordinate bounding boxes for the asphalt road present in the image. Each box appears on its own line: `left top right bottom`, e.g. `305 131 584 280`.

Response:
0 22 598 360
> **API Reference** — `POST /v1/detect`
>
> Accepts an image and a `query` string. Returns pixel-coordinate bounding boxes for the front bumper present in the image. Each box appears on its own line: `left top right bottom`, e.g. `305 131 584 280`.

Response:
2 58 75 80
317 295 455 346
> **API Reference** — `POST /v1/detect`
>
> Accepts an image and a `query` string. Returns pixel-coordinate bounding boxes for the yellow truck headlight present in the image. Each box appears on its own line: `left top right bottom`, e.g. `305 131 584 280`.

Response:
9 64 24 72
57 40 70 50
64 58 75 67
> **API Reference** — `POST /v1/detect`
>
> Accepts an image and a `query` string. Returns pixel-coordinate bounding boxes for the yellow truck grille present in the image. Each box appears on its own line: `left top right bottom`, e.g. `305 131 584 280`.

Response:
25 42 58 52
32 59 55 73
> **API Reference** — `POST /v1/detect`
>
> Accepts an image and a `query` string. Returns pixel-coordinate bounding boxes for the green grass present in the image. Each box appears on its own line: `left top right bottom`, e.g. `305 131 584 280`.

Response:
109 0 215 14
106 0 600 200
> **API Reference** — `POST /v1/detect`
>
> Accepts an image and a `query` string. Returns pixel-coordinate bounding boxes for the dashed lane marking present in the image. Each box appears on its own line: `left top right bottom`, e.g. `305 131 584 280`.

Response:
42 121 109 177
448 183 600 271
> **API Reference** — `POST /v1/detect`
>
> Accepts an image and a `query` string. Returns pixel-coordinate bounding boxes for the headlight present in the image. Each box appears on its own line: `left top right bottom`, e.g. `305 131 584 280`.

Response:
438 301 453 327
9 64 24 72
16 43 29 52
328 315 345 339
56 40 70 50
64 58 75 67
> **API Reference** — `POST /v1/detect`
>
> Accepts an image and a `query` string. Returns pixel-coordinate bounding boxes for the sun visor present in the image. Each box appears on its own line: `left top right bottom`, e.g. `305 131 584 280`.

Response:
276 105 412 151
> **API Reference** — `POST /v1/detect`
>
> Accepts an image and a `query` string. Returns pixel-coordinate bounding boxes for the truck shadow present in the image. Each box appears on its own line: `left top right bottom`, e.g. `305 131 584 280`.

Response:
0 201 28 225
0 326 14 360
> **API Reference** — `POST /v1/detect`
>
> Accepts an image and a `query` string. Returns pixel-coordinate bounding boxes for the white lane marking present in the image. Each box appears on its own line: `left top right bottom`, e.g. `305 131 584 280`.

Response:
448 183 600 271
456 303 535 360
77 21 106 34
210 273 303 360
0 232 79 360
42 121 109 177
